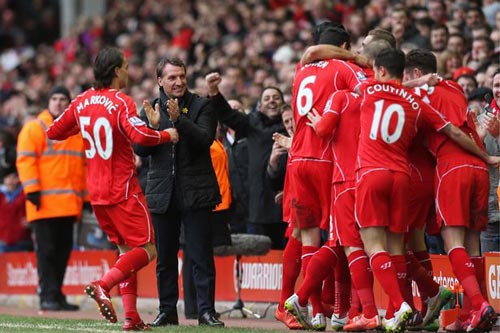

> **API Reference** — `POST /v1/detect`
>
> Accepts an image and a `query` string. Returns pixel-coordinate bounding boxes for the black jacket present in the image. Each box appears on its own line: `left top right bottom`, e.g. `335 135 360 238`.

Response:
134 89 221 213
211 93 285 224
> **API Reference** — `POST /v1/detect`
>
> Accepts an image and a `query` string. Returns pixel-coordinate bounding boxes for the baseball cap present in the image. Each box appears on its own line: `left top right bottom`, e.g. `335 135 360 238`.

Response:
452 67 474 81
48 86 71 101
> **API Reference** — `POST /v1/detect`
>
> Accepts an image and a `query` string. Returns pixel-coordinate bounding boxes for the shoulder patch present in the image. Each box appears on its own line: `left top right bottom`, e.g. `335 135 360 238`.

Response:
356 71 367 81
129 116 146 127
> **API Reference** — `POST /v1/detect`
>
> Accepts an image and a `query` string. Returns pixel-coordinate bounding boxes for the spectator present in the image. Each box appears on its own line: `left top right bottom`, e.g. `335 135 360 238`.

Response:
16 86 85 312
0 167 32 252
430 23 449 54
223 99 250 234
446 33 466 55
456 74 478 98
209 75 287 249
134 57 223 327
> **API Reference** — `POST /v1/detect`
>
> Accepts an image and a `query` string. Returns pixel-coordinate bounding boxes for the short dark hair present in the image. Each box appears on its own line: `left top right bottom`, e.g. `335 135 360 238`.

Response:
94 47 124 89
473 36 495 51
431 23 449 36
259 86 284 103
317 26 351 48
156 57 186 78
312 21 346 44
374 48 406 79
367 28 397 48
405 49 437 74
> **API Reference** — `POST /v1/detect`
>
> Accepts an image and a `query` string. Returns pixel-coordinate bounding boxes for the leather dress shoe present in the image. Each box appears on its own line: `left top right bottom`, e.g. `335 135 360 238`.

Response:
199 312 225 327
149 312 179 326
59 300 79 311
40 300 62 311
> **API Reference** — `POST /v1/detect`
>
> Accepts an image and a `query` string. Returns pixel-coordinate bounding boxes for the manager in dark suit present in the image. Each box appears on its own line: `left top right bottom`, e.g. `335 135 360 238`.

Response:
134 57 223 327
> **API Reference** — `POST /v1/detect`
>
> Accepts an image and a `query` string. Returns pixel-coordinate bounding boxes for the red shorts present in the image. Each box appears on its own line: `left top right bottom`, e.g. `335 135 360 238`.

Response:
288 159 332 230
93 192 154 247
408 178 435 231
328 181 363 248
355 168 410 233
435 160 489 231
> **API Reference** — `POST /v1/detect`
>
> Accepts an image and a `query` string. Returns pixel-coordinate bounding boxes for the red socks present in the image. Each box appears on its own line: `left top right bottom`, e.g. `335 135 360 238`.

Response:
370 251 405 316
414 250 433 273
348 250 378 318
321 270 335 305
471 256 486 298
297 246 333 314
279 236 302 309
334 250 351 316
100 247 150 291
119 272 139 321
392 255 414 309
448 247 484 310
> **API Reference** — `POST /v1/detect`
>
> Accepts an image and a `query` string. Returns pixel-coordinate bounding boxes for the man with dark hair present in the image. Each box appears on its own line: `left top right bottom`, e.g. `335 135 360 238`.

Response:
430 23 449 53
134 57 223 327
356 48 499 333
404 48 498 333
283 26 366 330
300 28 396 68
46 46 178 331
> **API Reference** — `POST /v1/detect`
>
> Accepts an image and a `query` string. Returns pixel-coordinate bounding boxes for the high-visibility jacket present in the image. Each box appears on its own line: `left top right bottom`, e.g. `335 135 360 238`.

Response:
16 110 88 222
210 138 231 211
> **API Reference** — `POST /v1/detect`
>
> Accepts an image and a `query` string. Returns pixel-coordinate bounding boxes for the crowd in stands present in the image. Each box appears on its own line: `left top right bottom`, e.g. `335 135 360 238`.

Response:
0 0 499 252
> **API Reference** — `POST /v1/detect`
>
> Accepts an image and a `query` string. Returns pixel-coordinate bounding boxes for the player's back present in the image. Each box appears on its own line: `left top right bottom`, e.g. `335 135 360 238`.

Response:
329 90 362 183
418 81 484 162
357 81 445 174
291 59 364 161
72 88 141 204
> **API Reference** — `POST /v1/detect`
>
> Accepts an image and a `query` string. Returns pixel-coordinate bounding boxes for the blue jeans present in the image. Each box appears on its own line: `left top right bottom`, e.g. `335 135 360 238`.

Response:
480 222 500 254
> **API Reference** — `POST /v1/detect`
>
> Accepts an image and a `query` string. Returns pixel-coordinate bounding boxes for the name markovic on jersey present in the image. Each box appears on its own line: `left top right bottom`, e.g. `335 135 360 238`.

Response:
76 95 118 114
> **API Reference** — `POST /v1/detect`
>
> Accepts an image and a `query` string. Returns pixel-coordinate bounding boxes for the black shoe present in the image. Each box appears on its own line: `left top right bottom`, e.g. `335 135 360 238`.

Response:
59 301 79 311
40 300 62 311
199 312 225 327
150 312 179 326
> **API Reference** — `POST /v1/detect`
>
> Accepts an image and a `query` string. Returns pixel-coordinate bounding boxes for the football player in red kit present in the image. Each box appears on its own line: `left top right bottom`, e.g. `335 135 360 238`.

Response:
284 25 366 330
356 48 499 333
404 49 498 333
47 47 178 331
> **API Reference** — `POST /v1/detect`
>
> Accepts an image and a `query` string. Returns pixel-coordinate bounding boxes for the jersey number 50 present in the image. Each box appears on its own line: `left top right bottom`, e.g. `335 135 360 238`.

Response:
369 100 405 143
80 116 113 160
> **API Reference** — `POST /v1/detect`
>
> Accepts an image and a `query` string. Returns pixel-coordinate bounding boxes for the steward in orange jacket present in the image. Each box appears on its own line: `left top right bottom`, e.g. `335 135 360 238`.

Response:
16 86 86 312
17 108 88 221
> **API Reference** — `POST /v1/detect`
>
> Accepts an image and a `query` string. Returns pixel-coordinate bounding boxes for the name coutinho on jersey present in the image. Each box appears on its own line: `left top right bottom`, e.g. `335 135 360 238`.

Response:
367 84 421 111
76 95 118 114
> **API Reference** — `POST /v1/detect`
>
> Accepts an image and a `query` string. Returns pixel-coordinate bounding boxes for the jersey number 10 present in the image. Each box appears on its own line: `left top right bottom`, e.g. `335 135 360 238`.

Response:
369 99 405 144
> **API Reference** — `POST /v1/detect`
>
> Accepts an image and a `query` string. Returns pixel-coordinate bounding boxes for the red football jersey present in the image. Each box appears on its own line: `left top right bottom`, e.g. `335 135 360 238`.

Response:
290 59 366 160
413 80 485 159
316 90 361 183
357 80 449 174
47 88 172 205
